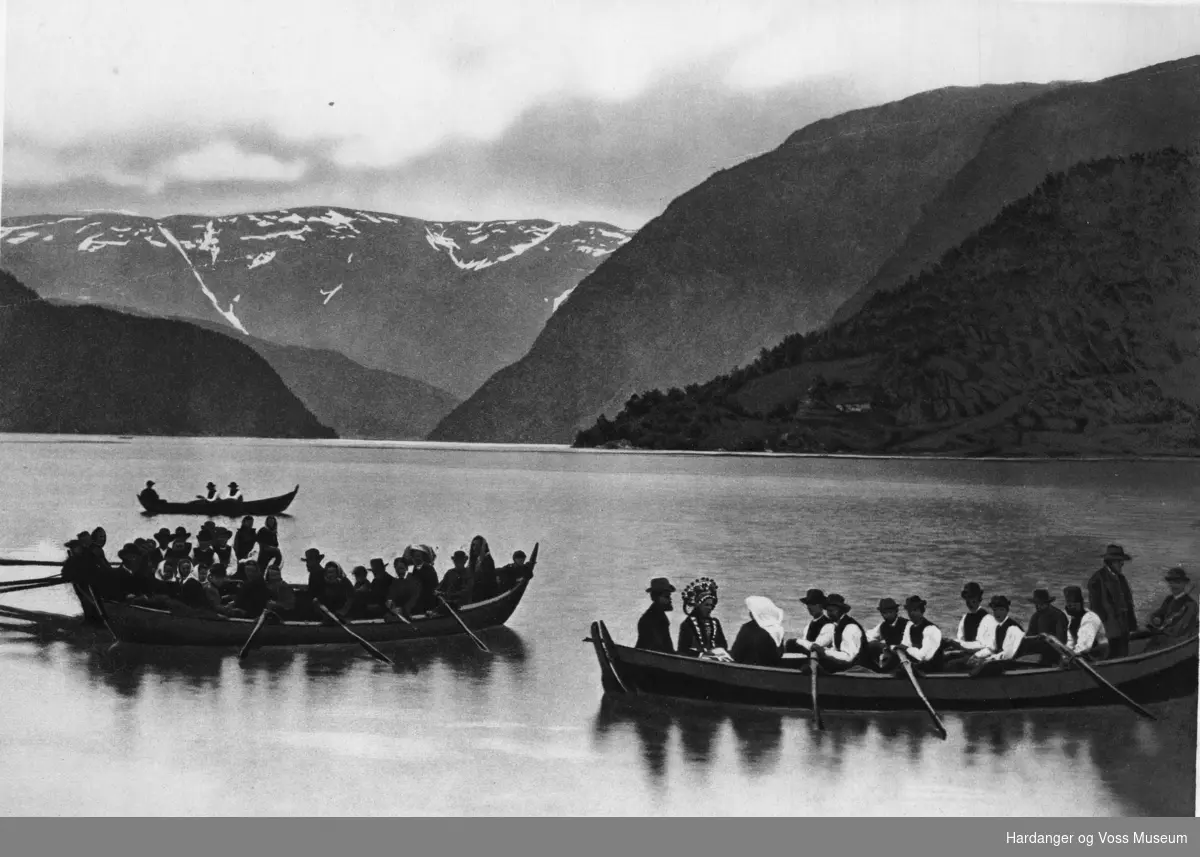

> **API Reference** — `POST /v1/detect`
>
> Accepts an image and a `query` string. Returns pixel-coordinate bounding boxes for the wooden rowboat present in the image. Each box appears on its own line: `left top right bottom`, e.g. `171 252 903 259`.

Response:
75 578 530 647
587 621 1198 712
137 485 300 516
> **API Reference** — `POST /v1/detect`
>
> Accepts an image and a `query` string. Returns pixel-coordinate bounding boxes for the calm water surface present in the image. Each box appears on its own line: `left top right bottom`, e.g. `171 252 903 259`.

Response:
0 436 1195 816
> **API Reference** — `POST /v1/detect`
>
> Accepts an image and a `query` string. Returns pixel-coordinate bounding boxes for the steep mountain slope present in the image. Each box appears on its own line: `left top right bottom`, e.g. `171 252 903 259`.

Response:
0 271 336 438
833 55 1200 323
574 149 1200 457
431 82 1058 442
0 209 633 398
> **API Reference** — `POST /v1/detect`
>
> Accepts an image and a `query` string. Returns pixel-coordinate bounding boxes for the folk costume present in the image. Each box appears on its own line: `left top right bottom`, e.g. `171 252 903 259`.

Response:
677 578 729 660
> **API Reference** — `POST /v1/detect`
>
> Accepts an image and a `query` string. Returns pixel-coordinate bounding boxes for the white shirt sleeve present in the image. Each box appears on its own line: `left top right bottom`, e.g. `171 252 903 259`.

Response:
824 624 863 663
793 620 835 651
906 624 943 663
1072 612 1106 655
865 621 883 643
987 624 1024 661
958 613 996 650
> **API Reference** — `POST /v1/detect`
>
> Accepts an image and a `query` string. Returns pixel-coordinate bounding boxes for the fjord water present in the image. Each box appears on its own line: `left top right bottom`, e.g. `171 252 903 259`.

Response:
0 436 1195 816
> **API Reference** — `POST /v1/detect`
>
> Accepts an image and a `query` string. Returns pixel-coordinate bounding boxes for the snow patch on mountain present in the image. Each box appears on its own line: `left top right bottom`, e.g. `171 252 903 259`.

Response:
1 223 48 239
75 222 103 234
278 213 306 225
241 226 312 242
79 234 130 252
6 231 41 245
319 284 343 305
247 250 277 270
198 221 220 265
551 285 576 313
309 209 360 233
144 235 168 248
158 224 248 335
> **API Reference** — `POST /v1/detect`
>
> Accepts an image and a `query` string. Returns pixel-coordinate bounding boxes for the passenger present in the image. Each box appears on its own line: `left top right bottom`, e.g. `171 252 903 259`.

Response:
942 581 996 671
89 527 110 572
111 543 143 600
213 528 234 566
809 593 863 673
1063 585 1109 661
496 550 534 592
256 516 282 570
367 558 395 610
139 480 160 505
1143 567 1198 650
864 597 909 671
264 564 296 616
221 559 270 618
731 595 785 666
179 562 211 610
385 559 422 622
437 550 474 608
164 558 191 596
199 563 225 612
1018 588 1069 664
153 527 173 552
141 536 164 572
966 595 1025 675
339 566 373 620
1087 544 1137 658
226 481 243 501
233 517 257 561
677 577 729 659
635 577 677 654
313 561 353 617
298 547 326 613
894 595 944 672
199 482 219 501
783 589 832 655
409 548 440 614
207 563 234 600
468 536 498 602
193 530 216 567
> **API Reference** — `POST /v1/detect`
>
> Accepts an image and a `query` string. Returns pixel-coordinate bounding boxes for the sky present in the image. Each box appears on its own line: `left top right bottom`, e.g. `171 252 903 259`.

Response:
3 0 1200 228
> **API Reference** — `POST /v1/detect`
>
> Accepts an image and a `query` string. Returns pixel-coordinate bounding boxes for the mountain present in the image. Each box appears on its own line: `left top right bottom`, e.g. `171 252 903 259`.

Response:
430 82 1059 443
0 209 634 399
0 271 336 438
574 149 1200 458
832 56 1200 323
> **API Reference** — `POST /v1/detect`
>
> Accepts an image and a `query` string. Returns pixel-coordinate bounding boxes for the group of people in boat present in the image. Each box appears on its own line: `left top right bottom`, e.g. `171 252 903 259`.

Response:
635 544 1198 675
137 481 243 505
60 520 535 625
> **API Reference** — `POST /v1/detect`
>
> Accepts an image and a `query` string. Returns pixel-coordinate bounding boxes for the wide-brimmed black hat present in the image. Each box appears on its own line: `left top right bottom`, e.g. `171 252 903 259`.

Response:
878 597 900 611
988 595 1011 609
1102 544 1132 562
228 482 239 489
351 565 369 578
960 581 983 599
1028 588 1056 604
154 527 172 539
301 548 325 562
800 588 827 605
646 577 676 594
452 550 468 561
904 595 927 611
200 519 216 529
173 526 191 538
206 482 216 489
145 480 155 487
369 557 386 570
1063 585 1085 603
824 593 850 612
1165 566 1190 583
117 542 139 560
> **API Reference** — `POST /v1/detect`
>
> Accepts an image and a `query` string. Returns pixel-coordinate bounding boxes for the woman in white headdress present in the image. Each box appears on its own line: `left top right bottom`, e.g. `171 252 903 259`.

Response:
731 595 786 666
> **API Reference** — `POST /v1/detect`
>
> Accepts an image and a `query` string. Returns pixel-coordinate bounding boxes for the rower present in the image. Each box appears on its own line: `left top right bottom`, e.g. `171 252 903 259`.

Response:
809 593 863 673
635 577 676 654
139 481 160 504
966 595 1024 675
367 558 395 611
213 528 233 566
153 527 173 551
497 550 533 592
1018 588 1069 664
783 589 832 655
894 595 944 672
313 561 353 618
233 517 257 561
438 550 473 607
1087 544 1137 658
221 559 269 618
864 597 909 671
1143 567 1197 650
385 558 422 622
199 482 218 501
226 481 243 501
1063 585 1109 661
942 581 996 670
265 563 295 616
256 516 282 570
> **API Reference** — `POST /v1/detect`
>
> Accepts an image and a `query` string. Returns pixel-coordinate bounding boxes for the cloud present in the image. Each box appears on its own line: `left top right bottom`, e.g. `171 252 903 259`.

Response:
164 140 309 183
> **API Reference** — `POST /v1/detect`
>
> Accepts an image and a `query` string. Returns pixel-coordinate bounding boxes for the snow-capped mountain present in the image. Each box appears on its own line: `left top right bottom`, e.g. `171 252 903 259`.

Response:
1 207 634 398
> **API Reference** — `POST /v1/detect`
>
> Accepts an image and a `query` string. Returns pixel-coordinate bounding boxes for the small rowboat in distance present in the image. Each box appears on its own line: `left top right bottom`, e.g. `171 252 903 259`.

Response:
137 485 300 516
587 620 1199 713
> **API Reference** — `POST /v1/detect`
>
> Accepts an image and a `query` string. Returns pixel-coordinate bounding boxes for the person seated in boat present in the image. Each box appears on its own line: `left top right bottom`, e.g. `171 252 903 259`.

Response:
496 550 534 592
864 597 909 671
311 561 354 618
468 535 499 602
256 516 281 570
809 593 864 673
234 517 258 561
891 595 944 672
139 480 160 505
111 543 144 600
60 536 94 587
1062 585 1109 661
226 481 243 502
338 566 374 620
264 563 296 617
1143 567 1198 650
194 530 216 567
220 559 270 618
367 558 395 611
141 536 165 572
153 527 173 552
207 563 235 599
385 556 423 622
89 526 110 569
731 595 785 666
636 577 677 654
437 550 475 608
678 578 730 660
198 482 219 501
179 562 212 611
213 528 233 566
408 547 441 614
783 589 832 654
963 595 1025 675
941 581 997 671
1016 588 1069 665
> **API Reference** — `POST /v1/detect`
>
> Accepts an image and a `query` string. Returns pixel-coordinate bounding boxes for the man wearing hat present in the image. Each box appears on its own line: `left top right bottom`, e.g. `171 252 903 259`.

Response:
139 481 160 505
784 589 833 654
636 578 677 654
153 527 173 551
1144 567 1198 649
943 582 997 670
810 593 864 673
864 597 909 671
497 550 533 592
1063 585 1108 660
385 557 422 621
198 482 218 501
367 558 395 610
895 596 944 671
1087 544 1137 657
437 550 475 608
233 516 257 561
966 595 1025 675
1018 588 1069 664
339 566 374 620
226 482 243 501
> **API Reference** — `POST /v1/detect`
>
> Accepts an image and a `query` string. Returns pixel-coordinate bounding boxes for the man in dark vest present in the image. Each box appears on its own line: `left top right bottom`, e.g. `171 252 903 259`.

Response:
1064 585 1109 660
894 595 944 672
636 577 676 653
1018 588 1070 664
864 597 909 671
942 581 996 670
139 481 159 505
784 588 832 654
809 593 864 673
967 595 1025 676
1087 544 1137 658
1144 566 1198 650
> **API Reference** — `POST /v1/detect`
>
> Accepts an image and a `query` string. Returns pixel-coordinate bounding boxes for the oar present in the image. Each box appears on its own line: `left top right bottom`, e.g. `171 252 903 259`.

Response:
809 650 825 730
0 573 64 588
0 558 65 567
85 584 119 643
237 610 275 661
388 606 413 626
0 578 65 595
436 594 491 653
894 647 948 739
313 601 395 666
1041 634 1156 720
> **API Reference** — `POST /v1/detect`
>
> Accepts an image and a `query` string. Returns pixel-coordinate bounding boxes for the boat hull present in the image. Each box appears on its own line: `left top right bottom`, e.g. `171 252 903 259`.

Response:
589 621 1198 712
137 485 300 516
93 580 529 647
